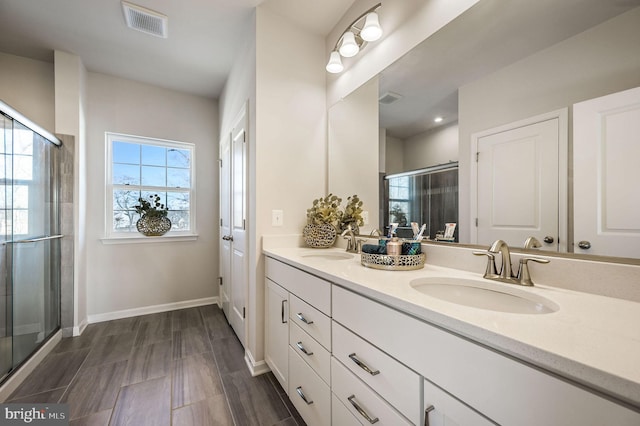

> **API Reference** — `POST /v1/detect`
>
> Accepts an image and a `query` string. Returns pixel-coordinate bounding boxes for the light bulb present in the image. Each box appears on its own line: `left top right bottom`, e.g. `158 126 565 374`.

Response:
361 12 382 42
326 51 344 73
339 31 359 58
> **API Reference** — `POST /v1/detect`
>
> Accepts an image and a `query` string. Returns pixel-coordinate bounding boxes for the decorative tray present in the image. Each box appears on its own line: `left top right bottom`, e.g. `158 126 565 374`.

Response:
360 252 426 271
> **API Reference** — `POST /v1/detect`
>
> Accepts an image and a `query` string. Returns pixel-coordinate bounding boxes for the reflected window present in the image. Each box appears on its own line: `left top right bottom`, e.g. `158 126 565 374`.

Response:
106 133 195 235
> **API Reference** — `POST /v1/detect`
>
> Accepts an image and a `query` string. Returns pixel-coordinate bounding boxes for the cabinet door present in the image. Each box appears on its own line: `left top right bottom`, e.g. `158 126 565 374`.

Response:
265 278 288 390
424 379 494 426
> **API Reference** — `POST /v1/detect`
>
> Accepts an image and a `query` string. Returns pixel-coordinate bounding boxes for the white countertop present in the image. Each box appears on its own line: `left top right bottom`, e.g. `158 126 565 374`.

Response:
263 246 640 409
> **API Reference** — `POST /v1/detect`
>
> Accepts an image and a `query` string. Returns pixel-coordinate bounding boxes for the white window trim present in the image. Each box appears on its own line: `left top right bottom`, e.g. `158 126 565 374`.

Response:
103 132 197 242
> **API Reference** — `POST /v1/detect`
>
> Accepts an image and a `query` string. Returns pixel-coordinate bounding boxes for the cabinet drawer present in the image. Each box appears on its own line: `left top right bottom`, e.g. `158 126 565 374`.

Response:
332 357 412 426
333 285 640 426
332 321 421 425
265 257 331 315
290 322 331 384
332 393 362 426
424 378 493 426
290 294 331 350
289 347 331 426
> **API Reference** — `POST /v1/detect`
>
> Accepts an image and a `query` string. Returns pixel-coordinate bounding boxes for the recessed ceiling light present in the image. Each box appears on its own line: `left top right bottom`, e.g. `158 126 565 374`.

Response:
434 116 444 123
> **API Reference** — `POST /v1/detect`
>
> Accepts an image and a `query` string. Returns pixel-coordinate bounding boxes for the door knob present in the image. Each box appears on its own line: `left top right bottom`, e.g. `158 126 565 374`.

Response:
222 235 233 241
543 236 554 244
578 240 591 249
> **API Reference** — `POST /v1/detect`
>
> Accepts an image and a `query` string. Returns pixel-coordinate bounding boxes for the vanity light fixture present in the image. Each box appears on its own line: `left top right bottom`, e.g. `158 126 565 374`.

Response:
326 3 383 73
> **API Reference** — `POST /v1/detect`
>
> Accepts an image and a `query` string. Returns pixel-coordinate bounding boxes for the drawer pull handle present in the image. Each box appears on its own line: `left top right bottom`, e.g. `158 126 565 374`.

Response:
296 313 314 325
296 341 313 356
296 386 313 405
281 300 287 324
348 353 380 376
348 395 379 424
424 405 435 426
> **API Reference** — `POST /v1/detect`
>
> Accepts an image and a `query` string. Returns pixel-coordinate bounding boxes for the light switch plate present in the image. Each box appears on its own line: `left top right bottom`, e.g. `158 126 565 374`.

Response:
272 210 283 227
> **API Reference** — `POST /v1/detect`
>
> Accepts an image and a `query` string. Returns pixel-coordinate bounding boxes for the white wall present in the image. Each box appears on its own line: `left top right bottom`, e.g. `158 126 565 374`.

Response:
384 132 403 175
457 7 640 243
403 122 458 171
328 77 379 231
250 5 327 364
85 73 219 317
0 52 54 132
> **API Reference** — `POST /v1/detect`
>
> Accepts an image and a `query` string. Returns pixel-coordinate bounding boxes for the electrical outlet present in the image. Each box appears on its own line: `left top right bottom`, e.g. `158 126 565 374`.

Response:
272 210 283 227
362 211 369 225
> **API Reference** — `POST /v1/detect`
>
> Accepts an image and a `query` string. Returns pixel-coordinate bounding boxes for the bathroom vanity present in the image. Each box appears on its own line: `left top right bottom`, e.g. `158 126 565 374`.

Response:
263 244 640 426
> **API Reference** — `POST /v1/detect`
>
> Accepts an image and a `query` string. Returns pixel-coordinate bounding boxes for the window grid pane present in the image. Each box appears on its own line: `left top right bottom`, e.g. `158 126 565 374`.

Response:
109 136 194 234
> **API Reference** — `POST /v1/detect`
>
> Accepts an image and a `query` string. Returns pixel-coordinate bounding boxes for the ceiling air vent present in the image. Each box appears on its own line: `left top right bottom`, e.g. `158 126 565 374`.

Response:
379 92 403 105
122 1 168 38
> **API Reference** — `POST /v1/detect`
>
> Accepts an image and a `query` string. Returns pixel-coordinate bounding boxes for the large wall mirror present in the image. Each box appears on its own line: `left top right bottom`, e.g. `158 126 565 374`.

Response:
328 0 640 261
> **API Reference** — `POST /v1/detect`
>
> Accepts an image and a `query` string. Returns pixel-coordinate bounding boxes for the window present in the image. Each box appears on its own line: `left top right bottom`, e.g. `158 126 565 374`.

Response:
388 175 411 226
106 133 195 238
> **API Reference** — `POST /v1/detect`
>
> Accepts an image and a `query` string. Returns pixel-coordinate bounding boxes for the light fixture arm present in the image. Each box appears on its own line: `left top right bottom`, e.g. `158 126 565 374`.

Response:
332 2 382 51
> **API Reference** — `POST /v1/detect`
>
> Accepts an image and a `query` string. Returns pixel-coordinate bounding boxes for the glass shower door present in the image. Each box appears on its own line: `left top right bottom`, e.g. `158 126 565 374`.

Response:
0 113 11 381
0 115 60 381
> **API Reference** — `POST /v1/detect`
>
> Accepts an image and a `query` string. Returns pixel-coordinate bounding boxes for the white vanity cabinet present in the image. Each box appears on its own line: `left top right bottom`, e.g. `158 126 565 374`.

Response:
333 285 640 426
265 257 332 426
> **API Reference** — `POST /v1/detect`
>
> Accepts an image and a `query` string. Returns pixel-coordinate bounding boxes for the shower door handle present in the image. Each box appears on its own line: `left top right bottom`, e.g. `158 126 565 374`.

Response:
5 234 64 244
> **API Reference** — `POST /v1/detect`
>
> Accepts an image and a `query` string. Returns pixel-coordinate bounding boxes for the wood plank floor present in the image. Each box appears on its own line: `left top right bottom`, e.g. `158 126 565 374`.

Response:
6 305 305 426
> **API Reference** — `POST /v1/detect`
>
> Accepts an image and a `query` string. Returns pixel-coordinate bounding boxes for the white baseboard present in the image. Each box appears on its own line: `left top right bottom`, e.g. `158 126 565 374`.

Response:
72 318 89 337
86 296 219 325
0 330 62 402
245 350 270 377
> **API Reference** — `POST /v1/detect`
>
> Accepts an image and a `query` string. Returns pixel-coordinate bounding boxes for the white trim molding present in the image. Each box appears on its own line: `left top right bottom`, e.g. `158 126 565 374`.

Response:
245 350 270 377
87 296 218 324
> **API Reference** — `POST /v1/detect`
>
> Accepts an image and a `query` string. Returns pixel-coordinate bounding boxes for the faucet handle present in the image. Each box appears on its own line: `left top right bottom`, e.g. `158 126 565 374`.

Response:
517 256 550 286
473 251 497 277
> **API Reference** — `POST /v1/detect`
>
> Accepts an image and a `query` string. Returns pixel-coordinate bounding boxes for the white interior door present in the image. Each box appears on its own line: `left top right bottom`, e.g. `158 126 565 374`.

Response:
473 113 564 251
229 105 248 345
573 86 640 257
219 136 231 319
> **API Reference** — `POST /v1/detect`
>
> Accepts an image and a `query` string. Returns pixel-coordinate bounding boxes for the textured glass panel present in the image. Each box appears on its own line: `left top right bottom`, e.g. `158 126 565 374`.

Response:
167 192 189 210
13 128 33 155
13 209 28 235
0 154 6 179
13 185 28 209
113 163 140 185
113 211 140 232
168 211 190 230
142 145 166 166
14 155 32 180
141 166 166 187
113 142 140 164
167 168 190 188
0 210 7 236
113 189 140 211
167 149 190 168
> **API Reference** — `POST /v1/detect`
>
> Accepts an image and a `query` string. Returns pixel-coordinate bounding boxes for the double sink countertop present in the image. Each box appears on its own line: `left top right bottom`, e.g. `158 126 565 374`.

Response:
263 246 640 410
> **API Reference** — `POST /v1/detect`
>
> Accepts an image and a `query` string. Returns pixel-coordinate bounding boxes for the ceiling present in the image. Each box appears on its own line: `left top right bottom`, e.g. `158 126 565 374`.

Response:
379 0 640 140
0 0 353 99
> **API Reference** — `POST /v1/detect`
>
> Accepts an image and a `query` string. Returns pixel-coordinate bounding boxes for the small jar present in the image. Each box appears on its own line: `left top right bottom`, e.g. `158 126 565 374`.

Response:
386 237 402 256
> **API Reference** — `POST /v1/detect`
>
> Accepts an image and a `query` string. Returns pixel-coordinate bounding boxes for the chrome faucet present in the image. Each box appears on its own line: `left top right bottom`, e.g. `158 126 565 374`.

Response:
473 239 550 286
341 225 358 253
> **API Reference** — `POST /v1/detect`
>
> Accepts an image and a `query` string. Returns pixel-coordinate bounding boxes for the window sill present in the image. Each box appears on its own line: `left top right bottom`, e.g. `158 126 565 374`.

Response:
100 233 199 245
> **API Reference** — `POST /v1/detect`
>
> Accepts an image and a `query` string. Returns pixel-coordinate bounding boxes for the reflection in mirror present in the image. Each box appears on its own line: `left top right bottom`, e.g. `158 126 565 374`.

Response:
328 0 640 261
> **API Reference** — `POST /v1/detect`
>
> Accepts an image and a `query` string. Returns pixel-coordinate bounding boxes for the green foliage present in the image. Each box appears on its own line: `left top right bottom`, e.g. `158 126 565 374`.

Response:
134 194 168 218
341 194 364 228
306 194 343 226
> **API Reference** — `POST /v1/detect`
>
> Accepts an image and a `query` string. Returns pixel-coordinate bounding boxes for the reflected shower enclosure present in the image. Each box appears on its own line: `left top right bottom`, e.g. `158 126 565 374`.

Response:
1 104 61 383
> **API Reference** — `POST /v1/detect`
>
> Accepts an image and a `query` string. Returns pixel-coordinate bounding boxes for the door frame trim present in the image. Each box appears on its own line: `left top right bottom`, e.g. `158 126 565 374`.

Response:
470 108 568 252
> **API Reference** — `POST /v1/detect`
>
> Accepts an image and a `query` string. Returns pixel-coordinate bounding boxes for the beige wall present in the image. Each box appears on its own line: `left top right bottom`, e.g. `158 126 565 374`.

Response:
403 122 458 171
457 7 640 243
85 72 219 317
384 132 404 175
0 52 54 132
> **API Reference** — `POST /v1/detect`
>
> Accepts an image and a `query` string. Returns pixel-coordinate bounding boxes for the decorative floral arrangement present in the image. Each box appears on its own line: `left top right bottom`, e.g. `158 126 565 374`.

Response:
306 193 343 226
134 194 168 218
340 194 364 231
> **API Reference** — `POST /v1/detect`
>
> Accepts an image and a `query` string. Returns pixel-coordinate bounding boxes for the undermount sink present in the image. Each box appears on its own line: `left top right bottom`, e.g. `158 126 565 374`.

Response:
300 251 354 260
410 277 559 315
